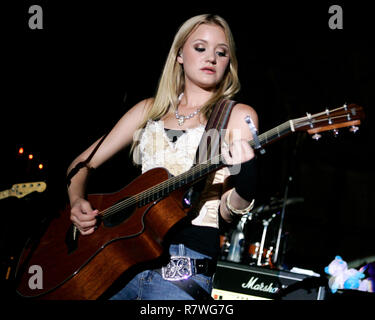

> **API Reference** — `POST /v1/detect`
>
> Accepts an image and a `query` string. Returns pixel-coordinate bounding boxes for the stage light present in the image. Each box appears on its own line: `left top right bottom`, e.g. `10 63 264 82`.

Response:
18 147 24 154
38 163 43 170
28 154 34 160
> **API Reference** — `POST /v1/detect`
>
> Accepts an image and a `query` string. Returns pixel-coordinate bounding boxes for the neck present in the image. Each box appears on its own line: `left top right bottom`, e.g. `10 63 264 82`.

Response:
181 83 214 108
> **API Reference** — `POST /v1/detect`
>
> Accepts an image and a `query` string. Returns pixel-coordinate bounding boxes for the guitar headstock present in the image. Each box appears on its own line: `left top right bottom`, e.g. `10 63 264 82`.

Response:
293 104 365 140
9 181 47 198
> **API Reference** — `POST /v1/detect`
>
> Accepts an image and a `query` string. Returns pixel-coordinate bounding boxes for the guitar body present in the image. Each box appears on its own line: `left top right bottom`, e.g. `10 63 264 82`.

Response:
15 167 191 300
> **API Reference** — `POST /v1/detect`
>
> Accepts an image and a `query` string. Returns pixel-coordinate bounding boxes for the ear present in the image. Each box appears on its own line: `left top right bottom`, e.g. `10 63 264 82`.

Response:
177 51 183 64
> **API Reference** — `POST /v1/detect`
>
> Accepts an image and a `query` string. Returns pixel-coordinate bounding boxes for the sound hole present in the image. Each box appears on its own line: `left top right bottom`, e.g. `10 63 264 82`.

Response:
102 198 136 228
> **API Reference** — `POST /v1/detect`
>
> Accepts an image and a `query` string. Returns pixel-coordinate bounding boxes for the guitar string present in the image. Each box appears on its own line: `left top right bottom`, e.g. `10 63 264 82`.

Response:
100 113 349 219
99 108 351 219
99 158 221 219
99 119 293 219
99 121 293 219
99 119 307 219
293 113 350 130
292 105 347 125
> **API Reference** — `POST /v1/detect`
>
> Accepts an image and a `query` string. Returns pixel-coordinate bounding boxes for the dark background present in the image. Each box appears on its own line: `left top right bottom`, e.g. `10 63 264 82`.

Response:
1 1 374 289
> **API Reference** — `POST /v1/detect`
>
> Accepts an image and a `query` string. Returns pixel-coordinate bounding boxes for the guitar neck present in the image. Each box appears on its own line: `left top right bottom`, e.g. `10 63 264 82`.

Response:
0 189 10 200
249 120 294 150
137 121 294 207
101 103 365 217
100 159 225 218
137 160 225 207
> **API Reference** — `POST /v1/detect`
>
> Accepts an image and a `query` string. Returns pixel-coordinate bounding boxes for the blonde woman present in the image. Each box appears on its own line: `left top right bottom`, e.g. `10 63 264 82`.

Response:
67 14 258 300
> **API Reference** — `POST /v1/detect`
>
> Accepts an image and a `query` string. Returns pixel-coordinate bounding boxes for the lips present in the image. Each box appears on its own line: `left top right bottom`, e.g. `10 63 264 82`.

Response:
201 67 216 74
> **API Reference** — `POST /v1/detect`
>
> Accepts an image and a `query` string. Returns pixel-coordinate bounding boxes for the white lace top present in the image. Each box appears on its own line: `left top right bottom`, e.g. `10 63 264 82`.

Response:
138 120 227 229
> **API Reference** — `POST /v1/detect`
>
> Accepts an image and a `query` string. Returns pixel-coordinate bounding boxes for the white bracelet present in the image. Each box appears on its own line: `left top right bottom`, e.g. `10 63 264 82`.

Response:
226 189 255 216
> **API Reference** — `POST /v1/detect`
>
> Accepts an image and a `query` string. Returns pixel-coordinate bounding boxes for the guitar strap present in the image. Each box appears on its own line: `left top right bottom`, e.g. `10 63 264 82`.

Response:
167 98 237 301
195 98 237 165
187 98 238 216
66 133 108 187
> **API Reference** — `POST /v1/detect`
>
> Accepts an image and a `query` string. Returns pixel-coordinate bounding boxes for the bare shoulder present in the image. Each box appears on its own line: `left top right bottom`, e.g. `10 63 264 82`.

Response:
127 97 154 118
228 102 258 129
232 103 258 120
109 97 155 143
116 97 154 128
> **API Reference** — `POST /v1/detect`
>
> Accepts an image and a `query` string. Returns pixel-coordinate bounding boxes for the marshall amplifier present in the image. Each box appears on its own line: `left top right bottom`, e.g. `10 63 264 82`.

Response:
212 261 326 300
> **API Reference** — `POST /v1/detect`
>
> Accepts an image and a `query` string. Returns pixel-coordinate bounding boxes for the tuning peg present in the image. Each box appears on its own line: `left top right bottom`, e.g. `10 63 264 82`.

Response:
332 129 339 137
312 133 322 140
349 125 359 133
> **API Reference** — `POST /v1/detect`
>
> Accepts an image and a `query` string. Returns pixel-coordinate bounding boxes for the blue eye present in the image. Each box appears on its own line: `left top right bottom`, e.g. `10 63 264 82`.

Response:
217 51 227 57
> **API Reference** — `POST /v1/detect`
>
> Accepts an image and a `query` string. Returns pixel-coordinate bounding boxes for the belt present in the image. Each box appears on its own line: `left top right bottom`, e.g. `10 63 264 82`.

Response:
154 256 216 301
157 256 216 282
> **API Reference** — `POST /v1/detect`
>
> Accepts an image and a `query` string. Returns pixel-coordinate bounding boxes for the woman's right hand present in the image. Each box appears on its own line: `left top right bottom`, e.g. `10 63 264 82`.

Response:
70 198 99 235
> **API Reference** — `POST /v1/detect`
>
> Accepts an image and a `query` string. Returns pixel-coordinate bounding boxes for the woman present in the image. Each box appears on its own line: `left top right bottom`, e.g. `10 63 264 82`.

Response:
67 14 258 300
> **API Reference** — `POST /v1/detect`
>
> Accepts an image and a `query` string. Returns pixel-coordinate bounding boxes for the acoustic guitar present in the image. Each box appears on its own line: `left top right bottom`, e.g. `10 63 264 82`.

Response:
15 104 364 299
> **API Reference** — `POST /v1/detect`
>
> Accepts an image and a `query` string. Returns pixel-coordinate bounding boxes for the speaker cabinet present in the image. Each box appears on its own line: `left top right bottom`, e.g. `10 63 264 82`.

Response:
212 261 326 300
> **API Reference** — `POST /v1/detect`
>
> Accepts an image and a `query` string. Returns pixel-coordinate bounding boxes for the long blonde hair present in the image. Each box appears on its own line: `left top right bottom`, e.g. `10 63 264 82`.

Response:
131 14 240 160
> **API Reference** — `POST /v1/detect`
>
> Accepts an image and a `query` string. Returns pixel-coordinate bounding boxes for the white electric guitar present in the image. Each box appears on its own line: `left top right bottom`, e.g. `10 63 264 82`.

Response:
0 182 47 200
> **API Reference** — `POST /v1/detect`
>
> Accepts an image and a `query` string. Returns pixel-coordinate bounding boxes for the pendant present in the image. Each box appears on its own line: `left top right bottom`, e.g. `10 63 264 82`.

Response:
178 116 185 126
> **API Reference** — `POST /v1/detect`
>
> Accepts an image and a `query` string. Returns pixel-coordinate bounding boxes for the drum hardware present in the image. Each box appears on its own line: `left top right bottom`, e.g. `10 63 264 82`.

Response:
226 215 248 263
252 197 304 215
273 176 292 267
256 213 277 267
222 189 304 267
248 242 260 260
219 233 231 260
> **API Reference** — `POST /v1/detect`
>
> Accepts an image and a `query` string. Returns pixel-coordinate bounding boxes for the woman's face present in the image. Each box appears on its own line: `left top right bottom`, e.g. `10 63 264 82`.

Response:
177 23 230 91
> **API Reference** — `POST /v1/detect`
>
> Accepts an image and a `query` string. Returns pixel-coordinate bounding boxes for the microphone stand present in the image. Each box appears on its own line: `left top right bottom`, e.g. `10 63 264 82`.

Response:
272 175 292 268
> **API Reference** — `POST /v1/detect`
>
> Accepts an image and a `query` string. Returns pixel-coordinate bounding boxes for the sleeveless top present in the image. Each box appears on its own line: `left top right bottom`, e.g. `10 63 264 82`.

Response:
138 120 228 229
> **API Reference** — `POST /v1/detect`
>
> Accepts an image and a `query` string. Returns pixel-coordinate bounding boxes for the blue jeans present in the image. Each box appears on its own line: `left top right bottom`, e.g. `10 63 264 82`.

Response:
109 244 213 300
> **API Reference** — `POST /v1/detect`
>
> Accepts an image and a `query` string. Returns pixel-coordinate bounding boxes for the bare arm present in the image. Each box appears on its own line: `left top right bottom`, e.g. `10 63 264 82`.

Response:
67 98 153 235
220 103 258 223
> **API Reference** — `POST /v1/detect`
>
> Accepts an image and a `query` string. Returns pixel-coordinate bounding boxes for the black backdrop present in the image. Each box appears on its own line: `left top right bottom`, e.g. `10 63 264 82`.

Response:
2 1 374 281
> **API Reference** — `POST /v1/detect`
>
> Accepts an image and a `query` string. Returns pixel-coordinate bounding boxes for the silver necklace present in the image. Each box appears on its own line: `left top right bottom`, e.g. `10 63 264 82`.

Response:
175 93 201 126
175 107 201 126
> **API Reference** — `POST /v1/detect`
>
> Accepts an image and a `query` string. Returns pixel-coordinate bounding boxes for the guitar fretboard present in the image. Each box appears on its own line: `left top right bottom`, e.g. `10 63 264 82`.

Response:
100 121 295 219
250 121 293 149
137 160 224 207
138 121 294 207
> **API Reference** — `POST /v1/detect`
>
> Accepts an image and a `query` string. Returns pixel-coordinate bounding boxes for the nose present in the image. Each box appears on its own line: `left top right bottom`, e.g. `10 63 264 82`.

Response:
206 49 217 65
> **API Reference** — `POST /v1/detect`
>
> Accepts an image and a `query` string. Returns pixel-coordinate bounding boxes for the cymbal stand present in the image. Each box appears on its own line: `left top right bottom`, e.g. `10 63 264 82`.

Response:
257 213 276 266
273 175 292 267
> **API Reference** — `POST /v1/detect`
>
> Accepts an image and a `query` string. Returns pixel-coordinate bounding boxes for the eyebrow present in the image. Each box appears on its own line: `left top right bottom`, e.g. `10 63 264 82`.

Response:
193 39 229 49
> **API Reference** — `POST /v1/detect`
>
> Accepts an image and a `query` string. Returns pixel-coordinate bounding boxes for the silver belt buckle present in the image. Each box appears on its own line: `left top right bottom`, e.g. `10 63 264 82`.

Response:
161 256 193 281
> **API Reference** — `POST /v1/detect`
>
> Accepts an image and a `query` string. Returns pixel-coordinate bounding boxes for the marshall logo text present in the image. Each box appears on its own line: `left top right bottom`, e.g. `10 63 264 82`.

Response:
241 276 280 294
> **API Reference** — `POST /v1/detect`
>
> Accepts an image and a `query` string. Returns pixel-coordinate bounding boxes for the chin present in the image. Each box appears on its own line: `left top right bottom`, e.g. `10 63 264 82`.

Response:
198 80 221 91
